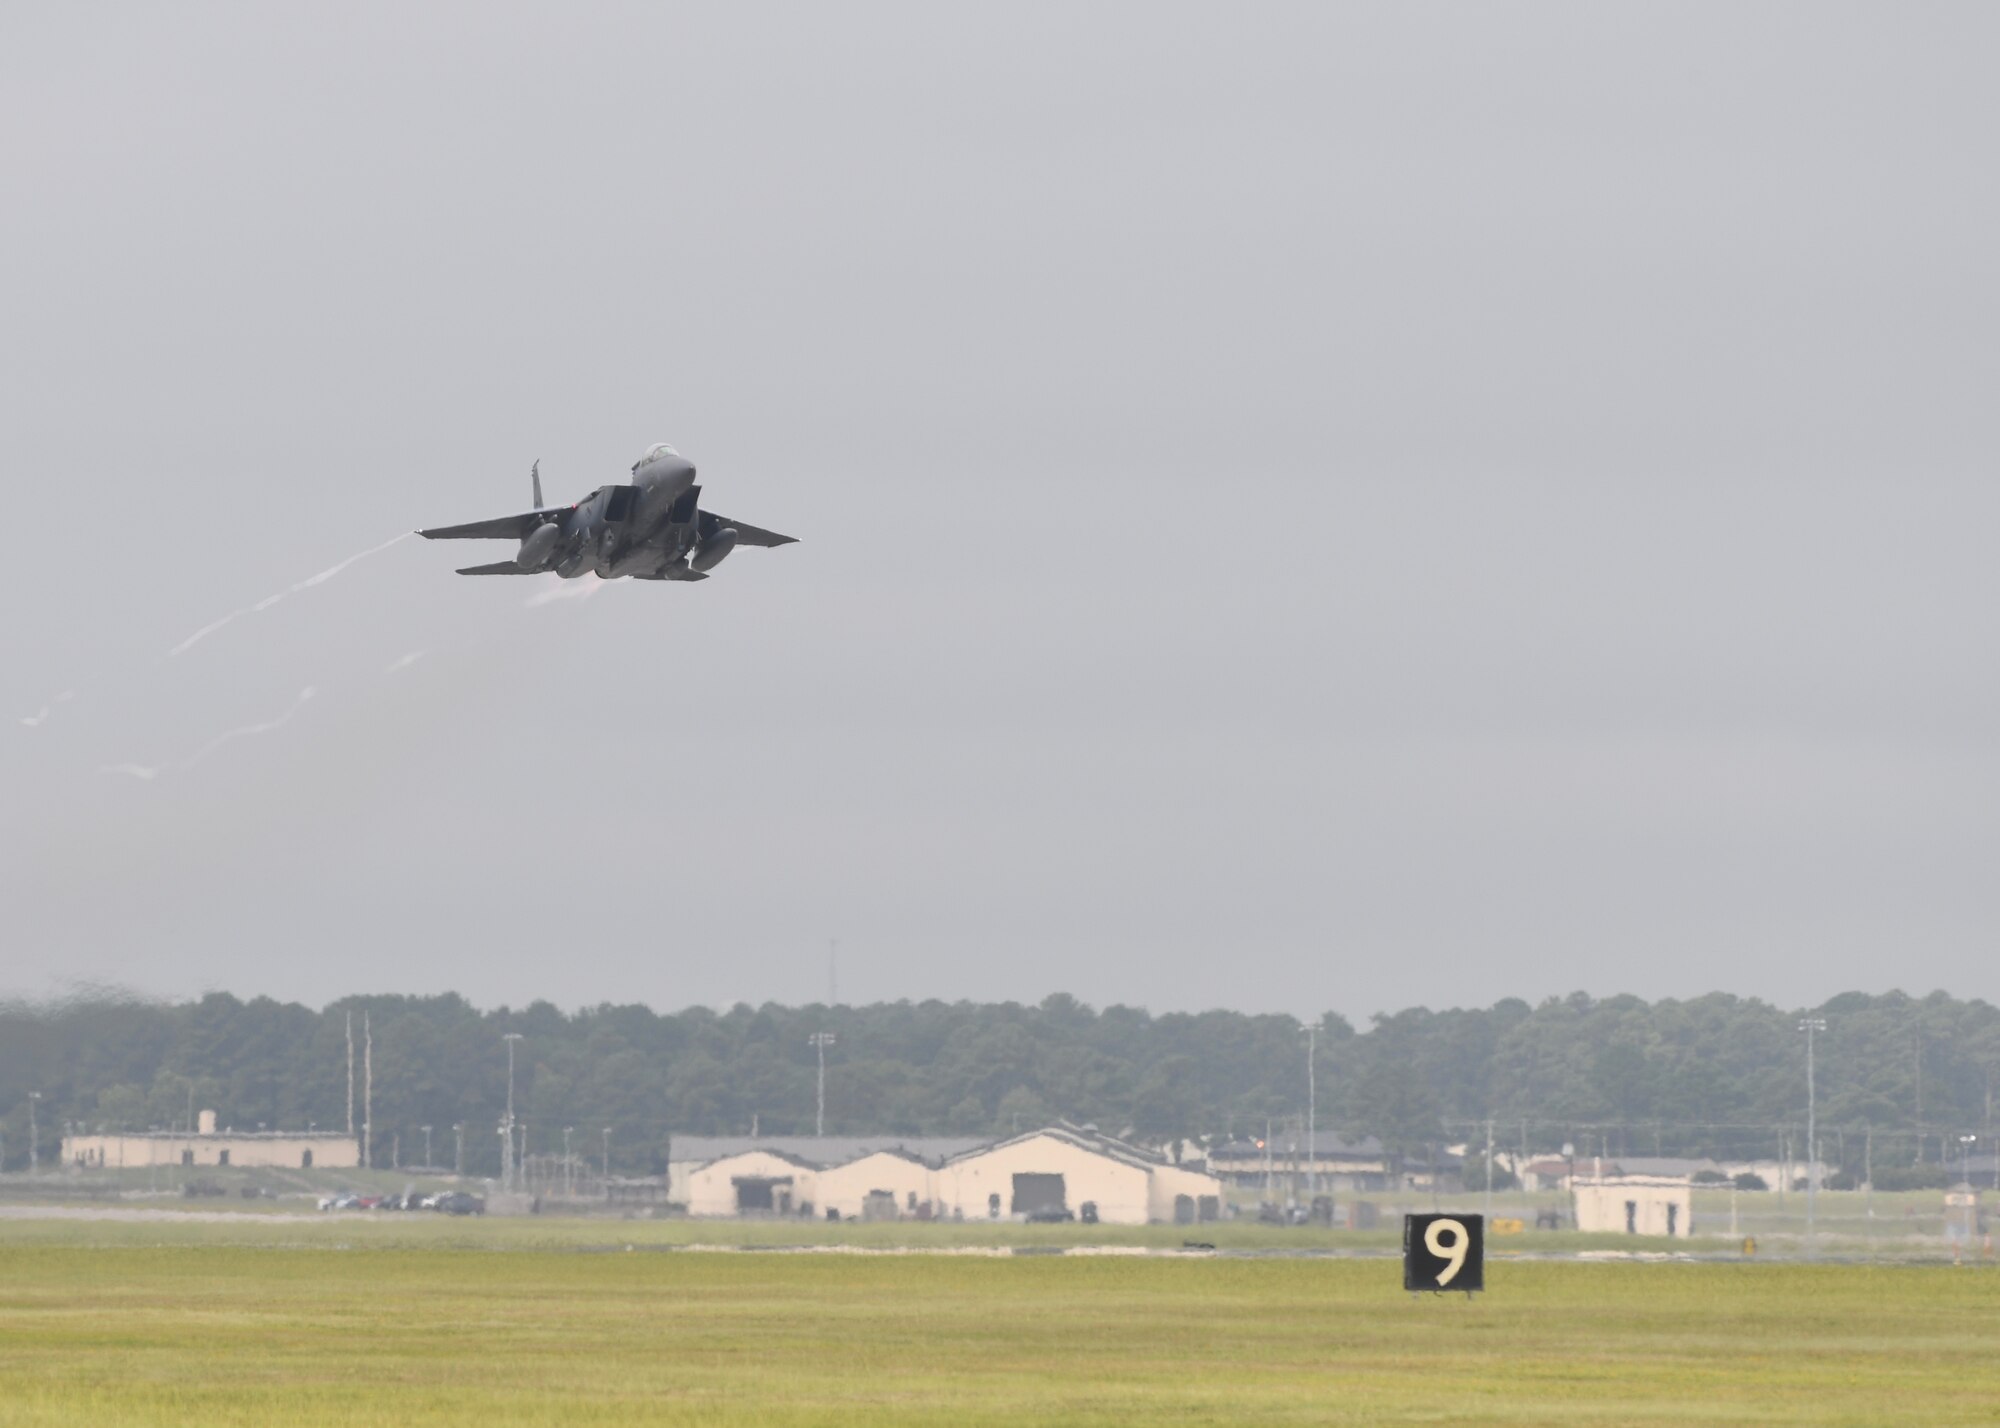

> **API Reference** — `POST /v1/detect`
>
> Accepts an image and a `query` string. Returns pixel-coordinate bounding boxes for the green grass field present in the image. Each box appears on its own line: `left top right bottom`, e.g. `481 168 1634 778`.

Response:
3 1239 1999 1424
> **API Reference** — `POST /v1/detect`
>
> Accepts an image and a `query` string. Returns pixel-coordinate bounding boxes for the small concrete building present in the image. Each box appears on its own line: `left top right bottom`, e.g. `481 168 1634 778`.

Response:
815 1149 937 1221
1573 1174 1694 1238
685 1148 820 1217
62 1109 360 1170
937 1125 1224 1226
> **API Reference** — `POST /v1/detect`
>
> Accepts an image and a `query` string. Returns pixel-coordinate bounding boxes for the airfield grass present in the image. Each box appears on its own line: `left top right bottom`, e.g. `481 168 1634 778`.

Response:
3 1246 1998 1425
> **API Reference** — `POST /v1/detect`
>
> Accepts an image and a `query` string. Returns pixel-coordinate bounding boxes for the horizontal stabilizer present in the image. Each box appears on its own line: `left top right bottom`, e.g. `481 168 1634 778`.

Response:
455 561 535 576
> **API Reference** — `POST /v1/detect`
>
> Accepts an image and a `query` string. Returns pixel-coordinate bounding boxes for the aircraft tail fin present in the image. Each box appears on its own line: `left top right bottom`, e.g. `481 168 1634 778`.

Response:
530 459 543 509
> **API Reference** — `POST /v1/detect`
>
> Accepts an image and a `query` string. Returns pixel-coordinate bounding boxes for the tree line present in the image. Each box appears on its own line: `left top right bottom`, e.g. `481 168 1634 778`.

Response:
1 987 1995 1178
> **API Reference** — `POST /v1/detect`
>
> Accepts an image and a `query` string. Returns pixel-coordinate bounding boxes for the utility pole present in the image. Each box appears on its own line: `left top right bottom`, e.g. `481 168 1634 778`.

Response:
363 1012 373 1170
1864 1124 1873 1215
422 1125 433 1169
1302 1023 1317 1200
453 1123 464 1178
346 1011 355 1137
27 1092 40 1175
810 1032 836 1137
502 1032 523 1193
602 1126 611 1185
1484 1118 1496 1224
1799 1017 1826 1257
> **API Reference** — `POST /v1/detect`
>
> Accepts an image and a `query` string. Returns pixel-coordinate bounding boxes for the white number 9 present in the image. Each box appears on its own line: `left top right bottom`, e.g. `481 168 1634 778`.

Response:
1424 1218 1469 1287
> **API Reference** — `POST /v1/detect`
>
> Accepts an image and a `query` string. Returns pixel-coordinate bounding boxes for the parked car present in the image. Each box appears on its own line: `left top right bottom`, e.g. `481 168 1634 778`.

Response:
434 1191 485 1216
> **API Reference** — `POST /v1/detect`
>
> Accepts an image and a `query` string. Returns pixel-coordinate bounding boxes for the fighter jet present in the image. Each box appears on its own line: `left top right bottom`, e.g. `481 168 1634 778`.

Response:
418 443 795 581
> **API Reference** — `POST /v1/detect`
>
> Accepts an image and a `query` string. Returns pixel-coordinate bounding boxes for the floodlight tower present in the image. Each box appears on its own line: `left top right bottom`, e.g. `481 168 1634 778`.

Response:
1799 1017 1827 1255
502 1032 524 1192
810 1032 837 1137
1301 1023 1317 1199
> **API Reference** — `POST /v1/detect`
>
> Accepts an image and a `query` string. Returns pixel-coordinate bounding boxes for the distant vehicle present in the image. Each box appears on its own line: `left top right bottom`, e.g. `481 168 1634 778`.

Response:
1024 1208 1075 1224
419 445 796 582
434 1191 485 1216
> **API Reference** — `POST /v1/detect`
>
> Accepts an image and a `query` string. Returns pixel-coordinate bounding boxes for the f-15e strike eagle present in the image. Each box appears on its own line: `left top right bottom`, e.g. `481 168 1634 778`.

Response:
418 443 796 581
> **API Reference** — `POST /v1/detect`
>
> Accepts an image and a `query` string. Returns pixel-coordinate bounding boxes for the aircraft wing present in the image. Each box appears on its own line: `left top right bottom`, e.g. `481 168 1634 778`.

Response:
418 509 563 541
699 511 798 547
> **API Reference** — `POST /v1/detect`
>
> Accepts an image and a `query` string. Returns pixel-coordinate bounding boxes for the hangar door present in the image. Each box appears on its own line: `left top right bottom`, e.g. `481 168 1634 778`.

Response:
734 1176 792 1213
1011 1173 1066 1215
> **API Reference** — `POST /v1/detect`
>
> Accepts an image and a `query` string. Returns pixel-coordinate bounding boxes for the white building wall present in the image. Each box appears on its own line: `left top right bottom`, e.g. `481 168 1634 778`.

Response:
814 1152 937 1220
936 1134 1152 1224
685 1150 820 1217
1574 1177 1694 1237
61 1133 360 1170
1146 1162 1226 1223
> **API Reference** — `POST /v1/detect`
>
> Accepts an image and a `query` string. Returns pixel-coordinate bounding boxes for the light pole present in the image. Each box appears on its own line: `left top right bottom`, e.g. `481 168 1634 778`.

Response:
563 1126 574 1198
1799 1017 1826 1255
1960 1133 1977 1187
601 1127 611 1185
1302 1023 1317 1201
421 1125 433 1169
810 1032 836 1138
27 1093 40 1175
453 1123 464 1178
502 1032 524 1192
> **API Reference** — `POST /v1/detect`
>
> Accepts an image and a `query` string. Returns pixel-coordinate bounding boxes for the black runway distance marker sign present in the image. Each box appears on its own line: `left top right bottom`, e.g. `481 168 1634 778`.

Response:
1403 1213 1483 1293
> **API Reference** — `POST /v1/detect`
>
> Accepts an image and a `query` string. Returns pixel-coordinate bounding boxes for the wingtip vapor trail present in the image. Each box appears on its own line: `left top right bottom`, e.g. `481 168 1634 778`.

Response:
167 531 412 658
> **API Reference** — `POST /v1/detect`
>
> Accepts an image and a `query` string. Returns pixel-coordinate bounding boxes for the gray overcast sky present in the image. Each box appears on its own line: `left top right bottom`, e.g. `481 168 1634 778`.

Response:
3 3 1995 1020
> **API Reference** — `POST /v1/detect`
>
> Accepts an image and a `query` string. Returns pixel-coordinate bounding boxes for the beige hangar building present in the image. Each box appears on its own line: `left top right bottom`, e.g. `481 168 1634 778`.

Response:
685 1148 821 1217
936 1126 1223 1225
682 1124 1224 1226
814 1148 938 1221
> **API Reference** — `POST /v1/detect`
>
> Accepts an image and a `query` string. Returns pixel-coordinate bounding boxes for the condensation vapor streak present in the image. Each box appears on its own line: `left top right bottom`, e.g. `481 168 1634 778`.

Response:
96 687 317 781
166 532 411 658
178 688 316 769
